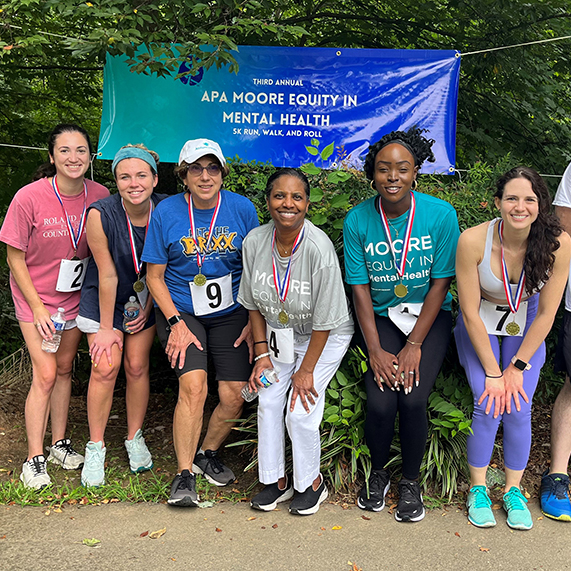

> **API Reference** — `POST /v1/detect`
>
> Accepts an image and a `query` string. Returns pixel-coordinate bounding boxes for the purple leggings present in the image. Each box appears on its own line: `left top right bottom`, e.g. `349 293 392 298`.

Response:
454 294 544 471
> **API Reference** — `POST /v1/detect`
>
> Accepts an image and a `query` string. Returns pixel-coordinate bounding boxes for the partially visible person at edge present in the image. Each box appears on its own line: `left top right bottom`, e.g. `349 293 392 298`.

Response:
0 124 109 489
343 126 460 523
540 160 571 522
142 139 258 506
237 169 353 516
76 144 168 487
455 167 570 531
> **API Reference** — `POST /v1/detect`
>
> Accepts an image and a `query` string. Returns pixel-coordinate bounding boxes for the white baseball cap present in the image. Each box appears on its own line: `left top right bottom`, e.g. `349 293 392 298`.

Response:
178 139 226 167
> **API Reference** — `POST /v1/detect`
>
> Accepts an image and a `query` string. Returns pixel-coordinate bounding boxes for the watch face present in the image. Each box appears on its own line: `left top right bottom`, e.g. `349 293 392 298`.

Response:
513 359 526 371
168 315 180 326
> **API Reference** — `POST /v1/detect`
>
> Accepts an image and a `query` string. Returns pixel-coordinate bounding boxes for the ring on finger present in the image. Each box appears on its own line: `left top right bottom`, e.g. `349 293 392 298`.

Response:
408 371 415 375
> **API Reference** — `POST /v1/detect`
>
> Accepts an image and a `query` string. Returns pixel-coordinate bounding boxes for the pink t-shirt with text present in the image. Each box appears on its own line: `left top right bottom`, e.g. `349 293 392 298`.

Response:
0 177 109 322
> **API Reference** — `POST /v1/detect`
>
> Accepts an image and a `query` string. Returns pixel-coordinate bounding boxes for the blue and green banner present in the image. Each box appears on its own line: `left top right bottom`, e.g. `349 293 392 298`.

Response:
99 46 461 173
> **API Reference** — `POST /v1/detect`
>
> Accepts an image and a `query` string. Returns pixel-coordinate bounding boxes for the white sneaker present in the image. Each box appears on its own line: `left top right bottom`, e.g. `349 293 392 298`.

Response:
81 441 106 487
125 429 153 473
47 438 85 470
20 455 51 489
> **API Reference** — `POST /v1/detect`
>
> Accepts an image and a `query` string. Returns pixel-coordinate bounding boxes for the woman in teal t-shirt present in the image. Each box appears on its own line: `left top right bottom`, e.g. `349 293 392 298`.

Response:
343 126 460 523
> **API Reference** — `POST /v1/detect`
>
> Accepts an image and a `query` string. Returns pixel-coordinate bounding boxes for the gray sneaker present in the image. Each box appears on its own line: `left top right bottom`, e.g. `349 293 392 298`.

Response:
192 449 235 486
47 438 84 470
168 470 199 507
20 455 51 490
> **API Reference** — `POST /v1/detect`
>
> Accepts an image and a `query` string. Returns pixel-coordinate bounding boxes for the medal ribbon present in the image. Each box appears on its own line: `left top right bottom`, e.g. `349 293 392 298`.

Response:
51 174 87 253
498 219 526 314
188 191 222 272
378 192 416 280
121 198 154 275
271 225 305 304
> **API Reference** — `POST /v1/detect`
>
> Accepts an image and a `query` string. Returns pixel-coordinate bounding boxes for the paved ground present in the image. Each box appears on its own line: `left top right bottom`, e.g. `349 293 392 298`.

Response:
1 497 569 570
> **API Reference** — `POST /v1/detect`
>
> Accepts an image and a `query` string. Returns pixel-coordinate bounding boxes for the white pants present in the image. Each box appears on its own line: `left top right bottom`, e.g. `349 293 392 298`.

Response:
258 334 352 492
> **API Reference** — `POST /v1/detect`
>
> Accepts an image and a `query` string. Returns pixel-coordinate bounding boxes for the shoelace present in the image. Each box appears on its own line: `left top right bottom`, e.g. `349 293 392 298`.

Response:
30 456 45 476
368 471 387 496
54 439 77 456
205 452 225 475
471 487 492 508
176 472 195 491
547 476 570 500
504 488 527 511
399 481 420 504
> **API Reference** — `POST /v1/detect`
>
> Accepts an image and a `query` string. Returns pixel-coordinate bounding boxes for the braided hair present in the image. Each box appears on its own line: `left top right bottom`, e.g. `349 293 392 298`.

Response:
363 126 436 180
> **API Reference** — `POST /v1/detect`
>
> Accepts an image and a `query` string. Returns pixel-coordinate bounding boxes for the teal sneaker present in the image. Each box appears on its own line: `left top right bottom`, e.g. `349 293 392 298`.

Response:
466 485 496 528
125 429 153 473
81 441 106 487
503 486 533 530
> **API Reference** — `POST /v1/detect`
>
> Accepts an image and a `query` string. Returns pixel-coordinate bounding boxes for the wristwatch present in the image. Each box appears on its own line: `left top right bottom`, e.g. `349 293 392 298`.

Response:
167 314 182 327
511 356 531 371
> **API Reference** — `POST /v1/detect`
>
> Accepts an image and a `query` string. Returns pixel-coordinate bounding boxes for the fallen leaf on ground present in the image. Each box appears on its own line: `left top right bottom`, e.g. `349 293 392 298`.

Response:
272 524 278 529
149 528 166 539
537 516 543 520
102 499 109 504
215 528 222 532
140 531 149 537
44 510 50 516
82 538 101 547
67 499 78 505
171 558 176 561
321 527 326 530
53 508 62 513
232 488 240 493
361 516 371 521
109 498 120 503
0 535 6 539
479 546 490 552
261 526 266 529
455 532 460 537
247 517 256 521
332 526 342 530
492 504 501 510
79 497 88 505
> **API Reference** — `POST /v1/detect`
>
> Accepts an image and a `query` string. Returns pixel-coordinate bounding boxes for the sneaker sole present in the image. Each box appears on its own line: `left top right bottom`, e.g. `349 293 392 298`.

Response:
395 506 426 522
168 496 199 507
47 453 84 470
289 487 328 516
251 488 294 511
192 463 234 487
468 515 496 528
81 477 105 488
506 520 533 530
20 474 51 490
541 509 571 522
131 461 154 474
357 481 391 512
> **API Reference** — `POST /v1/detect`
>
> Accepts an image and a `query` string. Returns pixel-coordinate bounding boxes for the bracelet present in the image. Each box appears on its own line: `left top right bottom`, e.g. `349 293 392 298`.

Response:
406 339 422 346
254 340 268 346
254 352 271 362
485 374 503 379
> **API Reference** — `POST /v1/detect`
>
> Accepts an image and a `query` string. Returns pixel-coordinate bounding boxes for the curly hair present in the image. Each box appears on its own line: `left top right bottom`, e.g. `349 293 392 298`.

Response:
494 166 562 293
264 168 310 199
363 125 436 180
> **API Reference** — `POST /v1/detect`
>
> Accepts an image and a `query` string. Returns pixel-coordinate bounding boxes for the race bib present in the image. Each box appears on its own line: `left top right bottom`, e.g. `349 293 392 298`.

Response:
388 302 424 336
266 323 294 364
55 257 89 292
136 275 149 310
190 273 233 316
479 298 527 337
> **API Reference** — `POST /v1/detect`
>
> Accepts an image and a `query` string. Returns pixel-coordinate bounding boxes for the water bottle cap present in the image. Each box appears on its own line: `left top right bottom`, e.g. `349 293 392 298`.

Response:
129 296 136 302
57 307 65 312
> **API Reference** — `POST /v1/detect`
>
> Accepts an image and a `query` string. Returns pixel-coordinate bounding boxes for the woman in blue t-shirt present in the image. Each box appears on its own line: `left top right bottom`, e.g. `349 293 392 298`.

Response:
77 144 164 487
343 126 460 522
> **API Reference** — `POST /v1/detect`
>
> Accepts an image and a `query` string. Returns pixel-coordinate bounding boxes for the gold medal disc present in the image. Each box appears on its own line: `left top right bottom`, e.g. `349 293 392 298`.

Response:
194 273 207 286
133 280 144 293
278 310 289 325
505 321 520 336
394 283 408 298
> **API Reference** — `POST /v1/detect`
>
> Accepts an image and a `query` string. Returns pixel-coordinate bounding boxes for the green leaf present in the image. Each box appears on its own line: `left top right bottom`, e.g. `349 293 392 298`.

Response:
305 146 319 156
330 193 351 209
300 163 321 175
309 187 324 203
342 409 354 418
327 389 339 399
310 212 327 225
320 142 335 160
325 414 340 423
311 138 320 147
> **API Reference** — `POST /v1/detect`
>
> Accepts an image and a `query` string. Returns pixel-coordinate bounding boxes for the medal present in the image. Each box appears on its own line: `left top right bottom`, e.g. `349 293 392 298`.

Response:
271 226 305 327
498 219 526 331
394 283 408 298
52 175 87 257
188 190 221 285
71 255 80 261
505 321 520 336
378 193 416 300
122 197 153 290
194 273 207 286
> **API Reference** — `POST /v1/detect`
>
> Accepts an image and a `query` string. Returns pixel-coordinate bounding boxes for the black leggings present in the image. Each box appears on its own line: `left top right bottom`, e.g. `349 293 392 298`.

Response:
358 310 452 480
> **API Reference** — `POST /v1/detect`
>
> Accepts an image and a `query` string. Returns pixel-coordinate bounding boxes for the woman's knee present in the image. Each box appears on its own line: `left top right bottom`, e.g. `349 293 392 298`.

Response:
123 355 149 381
178 374 208 407
31 363 58 394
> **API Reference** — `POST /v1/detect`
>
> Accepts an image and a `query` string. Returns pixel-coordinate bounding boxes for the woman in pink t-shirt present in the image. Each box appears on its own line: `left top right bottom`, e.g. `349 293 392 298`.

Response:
0 123 109 489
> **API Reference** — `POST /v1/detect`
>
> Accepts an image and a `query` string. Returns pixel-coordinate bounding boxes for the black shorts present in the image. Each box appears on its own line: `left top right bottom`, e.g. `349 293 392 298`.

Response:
554 309 571 379
155 306 252 381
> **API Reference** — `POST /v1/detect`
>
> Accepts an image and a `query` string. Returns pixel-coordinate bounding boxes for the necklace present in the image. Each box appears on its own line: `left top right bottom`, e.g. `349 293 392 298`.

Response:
387 218 400 238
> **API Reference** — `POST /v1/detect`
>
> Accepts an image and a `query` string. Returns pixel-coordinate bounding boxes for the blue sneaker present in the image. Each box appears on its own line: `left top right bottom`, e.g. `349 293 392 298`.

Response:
466 485 496 528
503 486 533 530
540 470 571 522
81 441 106 487
125 429 153 473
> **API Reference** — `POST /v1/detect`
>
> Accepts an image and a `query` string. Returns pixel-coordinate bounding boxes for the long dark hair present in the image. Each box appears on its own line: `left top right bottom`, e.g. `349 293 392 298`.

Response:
33 123 93 181
265 168 310 199
364 125 435 180
495 166 562 293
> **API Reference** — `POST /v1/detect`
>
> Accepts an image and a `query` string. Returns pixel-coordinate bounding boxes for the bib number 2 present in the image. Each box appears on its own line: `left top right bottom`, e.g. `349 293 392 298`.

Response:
56 258 89 292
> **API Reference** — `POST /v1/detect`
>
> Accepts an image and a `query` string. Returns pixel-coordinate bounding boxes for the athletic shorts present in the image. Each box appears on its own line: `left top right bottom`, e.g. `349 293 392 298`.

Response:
155 305 252 381
554 309 571 379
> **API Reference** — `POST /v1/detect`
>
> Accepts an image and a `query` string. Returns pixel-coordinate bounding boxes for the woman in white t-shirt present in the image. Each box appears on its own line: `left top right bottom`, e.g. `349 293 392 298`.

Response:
238 168 354 516
0 123 109 489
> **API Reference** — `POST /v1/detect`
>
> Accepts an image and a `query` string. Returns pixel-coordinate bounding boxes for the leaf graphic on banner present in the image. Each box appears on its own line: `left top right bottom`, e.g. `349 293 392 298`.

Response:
311 138 320 147
320 142 335 160
305 146 319 156
300 163 321 176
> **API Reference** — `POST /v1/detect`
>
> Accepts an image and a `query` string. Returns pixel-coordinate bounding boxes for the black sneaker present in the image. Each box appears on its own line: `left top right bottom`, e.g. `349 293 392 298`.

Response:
168 470 199 507
357 469 390 512
192 449 235 486
395 479 425 522
251 476 294 511
289 474 328 516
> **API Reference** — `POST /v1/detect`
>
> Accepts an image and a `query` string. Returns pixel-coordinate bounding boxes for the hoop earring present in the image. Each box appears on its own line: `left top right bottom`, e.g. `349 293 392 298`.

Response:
411 179 418 191
370 180 376 191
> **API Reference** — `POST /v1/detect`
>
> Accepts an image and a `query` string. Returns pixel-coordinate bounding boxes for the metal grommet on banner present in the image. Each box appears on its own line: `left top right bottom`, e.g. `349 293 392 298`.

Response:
336 51 341 56
455 52 461 58
98 152 102 156
449 166 455 173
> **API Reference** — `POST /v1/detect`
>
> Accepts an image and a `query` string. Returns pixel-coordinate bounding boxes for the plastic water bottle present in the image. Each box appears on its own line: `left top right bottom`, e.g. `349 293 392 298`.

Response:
241 368 278 402
41 307 66 353
123 296 141 331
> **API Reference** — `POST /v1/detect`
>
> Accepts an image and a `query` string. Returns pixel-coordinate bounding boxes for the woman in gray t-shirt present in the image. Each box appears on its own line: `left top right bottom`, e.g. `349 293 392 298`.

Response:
238 168 353 516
